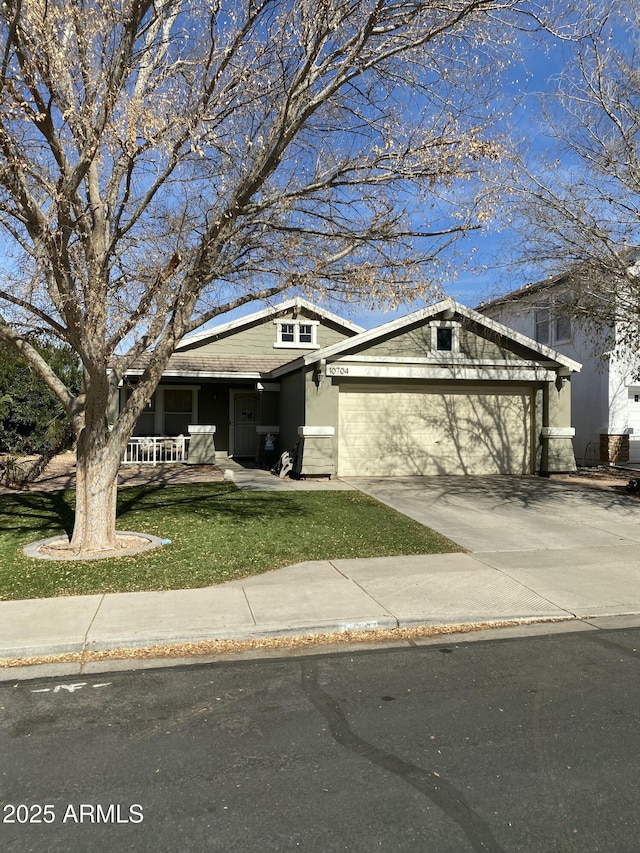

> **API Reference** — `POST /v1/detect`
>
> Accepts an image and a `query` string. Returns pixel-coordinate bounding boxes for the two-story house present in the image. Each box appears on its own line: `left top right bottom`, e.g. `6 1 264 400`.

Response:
478 275 640 466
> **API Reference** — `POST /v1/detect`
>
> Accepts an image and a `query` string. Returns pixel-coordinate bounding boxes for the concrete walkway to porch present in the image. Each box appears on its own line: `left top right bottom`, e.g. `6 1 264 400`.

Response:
216 457 355 491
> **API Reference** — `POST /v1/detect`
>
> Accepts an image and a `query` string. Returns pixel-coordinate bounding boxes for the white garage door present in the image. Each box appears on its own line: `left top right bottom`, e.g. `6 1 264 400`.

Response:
338 385 532 476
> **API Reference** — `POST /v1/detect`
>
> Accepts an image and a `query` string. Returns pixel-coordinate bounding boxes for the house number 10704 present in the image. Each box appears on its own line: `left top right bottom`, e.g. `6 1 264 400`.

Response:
328 366 349 376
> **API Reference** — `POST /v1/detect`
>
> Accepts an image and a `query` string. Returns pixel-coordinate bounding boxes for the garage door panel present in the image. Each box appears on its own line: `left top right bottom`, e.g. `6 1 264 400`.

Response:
338 385 532 476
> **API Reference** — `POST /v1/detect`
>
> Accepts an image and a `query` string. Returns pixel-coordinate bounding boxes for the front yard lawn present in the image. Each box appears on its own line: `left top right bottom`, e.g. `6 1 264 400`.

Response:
0 482 462 600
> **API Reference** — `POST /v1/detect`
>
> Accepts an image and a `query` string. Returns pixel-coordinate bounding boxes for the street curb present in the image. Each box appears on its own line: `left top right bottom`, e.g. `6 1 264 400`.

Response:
5 614 640 681
0 614 590 676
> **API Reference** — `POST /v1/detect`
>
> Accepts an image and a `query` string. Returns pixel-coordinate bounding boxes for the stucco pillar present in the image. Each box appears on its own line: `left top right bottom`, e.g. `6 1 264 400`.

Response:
187 425 216 465
293 426 335 477
540 373 577 473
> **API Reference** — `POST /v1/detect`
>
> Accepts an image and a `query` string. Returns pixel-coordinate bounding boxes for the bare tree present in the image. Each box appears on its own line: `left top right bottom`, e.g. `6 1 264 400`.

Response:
0 0 524 555
504 0 640 339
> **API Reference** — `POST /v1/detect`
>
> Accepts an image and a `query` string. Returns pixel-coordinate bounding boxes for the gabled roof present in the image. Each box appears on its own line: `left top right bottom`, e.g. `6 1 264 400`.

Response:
270 297 582 376
476 276 569 312
176 297 364 350
123 352 293 379
477 247 640 313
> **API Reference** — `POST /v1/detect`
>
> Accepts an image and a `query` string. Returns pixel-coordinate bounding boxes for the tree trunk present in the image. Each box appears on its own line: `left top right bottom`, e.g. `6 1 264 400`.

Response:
69 425 122 554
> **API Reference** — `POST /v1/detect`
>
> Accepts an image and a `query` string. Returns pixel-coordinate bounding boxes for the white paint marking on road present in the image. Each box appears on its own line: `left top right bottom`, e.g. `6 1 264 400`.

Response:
53 683 88 693
31 681 112 694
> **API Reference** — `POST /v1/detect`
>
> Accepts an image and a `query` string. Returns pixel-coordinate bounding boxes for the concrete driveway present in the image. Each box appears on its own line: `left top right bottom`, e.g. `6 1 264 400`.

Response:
347 475 640 619
347 477 640 553
346 475 640 552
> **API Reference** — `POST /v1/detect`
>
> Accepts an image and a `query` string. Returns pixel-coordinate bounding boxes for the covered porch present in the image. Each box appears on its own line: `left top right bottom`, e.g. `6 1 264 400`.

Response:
117 379 283 467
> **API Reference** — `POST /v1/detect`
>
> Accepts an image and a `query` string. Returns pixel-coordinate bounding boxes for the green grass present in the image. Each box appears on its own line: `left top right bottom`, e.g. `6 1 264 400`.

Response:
0 482 463 601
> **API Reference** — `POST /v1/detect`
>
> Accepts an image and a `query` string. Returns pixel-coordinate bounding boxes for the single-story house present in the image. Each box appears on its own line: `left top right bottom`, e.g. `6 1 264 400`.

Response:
477 273 640 466
117 296 582 476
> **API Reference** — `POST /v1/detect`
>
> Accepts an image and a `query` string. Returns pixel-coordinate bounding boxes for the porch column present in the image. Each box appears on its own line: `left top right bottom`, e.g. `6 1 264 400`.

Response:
293 426 335 478
540 372 577 473
540 427 577 472
187 425 216 465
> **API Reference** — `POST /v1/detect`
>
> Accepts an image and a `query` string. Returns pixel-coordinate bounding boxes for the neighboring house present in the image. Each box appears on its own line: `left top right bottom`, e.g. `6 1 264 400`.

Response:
117 296 581 477
477 277 640 466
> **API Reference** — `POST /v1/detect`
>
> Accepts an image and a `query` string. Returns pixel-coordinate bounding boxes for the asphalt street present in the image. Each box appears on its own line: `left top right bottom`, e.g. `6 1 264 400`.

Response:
2 627 640 852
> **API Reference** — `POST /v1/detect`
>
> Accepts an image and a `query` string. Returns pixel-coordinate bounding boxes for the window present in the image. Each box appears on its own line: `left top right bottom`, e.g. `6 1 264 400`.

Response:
131 390 156 436
163 388 194 435
274 319 319 348
436 327 453 351
535 301 571 345
554 313 572 343
126 385 197 436
535 306 550 344
430 320 460 353
299 323 313 343
280 323 295 343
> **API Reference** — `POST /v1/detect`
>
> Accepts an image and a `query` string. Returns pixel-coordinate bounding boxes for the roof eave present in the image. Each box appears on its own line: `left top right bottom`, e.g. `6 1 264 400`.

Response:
274 297 581 375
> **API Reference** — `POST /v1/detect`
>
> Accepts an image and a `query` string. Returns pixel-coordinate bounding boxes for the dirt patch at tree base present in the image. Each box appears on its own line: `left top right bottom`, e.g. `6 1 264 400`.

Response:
24 531 164 561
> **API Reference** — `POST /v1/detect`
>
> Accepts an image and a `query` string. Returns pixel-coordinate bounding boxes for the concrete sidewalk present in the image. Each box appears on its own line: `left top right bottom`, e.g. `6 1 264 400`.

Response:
3 546 640 664
3 464 640 670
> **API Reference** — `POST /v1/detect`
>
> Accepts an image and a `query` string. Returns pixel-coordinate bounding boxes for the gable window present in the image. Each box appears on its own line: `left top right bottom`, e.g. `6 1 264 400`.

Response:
280 323 295 343
274 319 319 348
430 320 460 353
436 327 453 351
299 323 313 343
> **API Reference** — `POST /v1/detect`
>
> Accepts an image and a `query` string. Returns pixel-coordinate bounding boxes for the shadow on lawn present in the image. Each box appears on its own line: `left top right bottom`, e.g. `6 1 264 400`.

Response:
115 482 239 516
0 482 313 542
117 482 313 521
0 490 76 539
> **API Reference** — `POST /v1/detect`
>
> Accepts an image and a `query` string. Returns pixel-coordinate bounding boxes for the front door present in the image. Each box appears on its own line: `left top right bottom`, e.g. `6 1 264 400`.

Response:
231 392 259 457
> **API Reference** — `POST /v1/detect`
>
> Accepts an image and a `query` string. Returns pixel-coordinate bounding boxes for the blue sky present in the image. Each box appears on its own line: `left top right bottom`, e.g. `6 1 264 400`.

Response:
214 27 579 333
427 33 574 312
373 25 589 329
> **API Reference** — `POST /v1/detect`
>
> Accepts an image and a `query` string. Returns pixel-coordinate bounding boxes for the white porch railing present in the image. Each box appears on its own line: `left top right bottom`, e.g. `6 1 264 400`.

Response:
122 435 190 465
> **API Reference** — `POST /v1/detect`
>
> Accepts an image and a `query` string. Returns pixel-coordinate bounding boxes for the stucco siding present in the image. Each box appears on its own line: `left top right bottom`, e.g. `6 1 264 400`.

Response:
278 371 305 453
